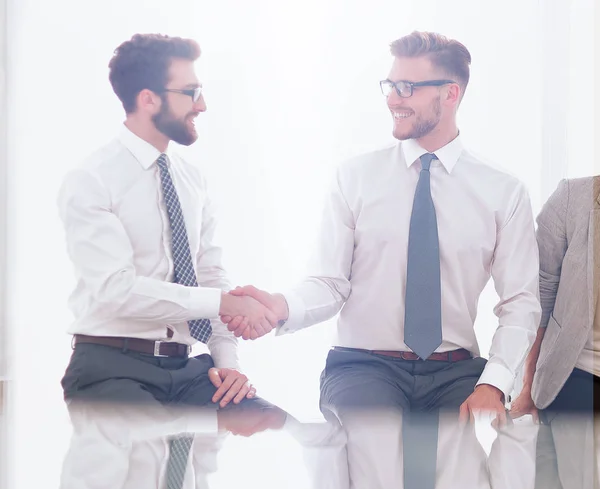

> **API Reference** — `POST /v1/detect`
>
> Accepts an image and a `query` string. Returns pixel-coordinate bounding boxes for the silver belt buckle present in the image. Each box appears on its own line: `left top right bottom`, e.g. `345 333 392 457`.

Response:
153 340 168 357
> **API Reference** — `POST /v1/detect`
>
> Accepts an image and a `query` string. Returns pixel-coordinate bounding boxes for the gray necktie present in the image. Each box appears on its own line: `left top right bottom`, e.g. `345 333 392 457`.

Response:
404 153 442 360
156 153 209 489
165 436 193 489
156 153 212 343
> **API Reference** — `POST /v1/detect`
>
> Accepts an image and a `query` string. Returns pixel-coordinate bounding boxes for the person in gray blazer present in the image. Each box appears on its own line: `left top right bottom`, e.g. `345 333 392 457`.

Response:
510 176 599 488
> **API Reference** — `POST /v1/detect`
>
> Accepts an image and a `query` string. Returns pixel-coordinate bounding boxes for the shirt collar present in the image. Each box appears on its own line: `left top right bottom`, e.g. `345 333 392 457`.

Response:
401 134 464 173
118 124 173 170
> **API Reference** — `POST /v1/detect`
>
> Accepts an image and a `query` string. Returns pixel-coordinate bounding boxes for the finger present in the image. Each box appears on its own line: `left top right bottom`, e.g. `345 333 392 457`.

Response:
508 407 522 419
213 373 236 403
241 325 254 341
229 287 245 296
231 317 249 336
261 318 275 335
240 285 260 301
496 408 508 428
246 386 256 399
469 407 476 425
232 321 249 337
264 308 278 327
208 368 222 388
238 317 250 333
233 382 251 405
221 377 248 407
252 320 268 338
213 374 237 403
226 316 244 330
221 315 233 324
250 329 259 340
226 318 238 332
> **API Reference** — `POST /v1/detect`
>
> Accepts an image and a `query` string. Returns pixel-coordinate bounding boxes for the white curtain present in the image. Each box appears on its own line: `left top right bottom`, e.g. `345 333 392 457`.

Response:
4 0 595 487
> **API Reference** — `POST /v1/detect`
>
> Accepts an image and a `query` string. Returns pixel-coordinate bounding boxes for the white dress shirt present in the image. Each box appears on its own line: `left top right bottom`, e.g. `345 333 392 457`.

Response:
57 124 239 369
280 136 541 397
57 125 242 489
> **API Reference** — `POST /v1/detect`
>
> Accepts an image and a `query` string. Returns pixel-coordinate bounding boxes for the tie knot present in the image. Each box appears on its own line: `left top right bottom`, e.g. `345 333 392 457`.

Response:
156 153 168 170
420 153 437 171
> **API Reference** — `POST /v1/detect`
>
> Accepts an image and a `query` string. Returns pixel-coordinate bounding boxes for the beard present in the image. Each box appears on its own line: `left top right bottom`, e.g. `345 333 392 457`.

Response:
393 97 442 141
152 98 197 146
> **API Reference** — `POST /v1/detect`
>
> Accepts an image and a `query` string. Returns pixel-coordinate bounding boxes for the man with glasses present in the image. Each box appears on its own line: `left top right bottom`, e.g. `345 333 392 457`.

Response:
223 31 541 489
57 33 289 489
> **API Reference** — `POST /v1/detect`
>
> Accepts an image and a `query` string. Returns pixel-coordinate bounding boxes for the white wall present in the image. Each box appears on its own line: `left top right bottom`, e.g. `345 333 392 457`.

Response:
0 0 8 487
559 0 596 180
4 0 595 487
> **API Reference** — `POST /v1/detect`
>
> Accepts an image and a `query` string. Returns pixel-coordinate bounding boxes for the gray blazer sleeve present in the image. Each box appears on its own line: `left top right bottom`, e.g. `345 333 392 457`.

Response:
536 179 569 328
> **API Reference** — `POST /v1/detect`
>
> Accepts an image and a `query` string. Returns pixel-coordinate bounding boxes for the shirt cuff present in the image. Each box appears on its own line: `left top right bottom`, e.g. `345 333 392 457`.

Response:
275 290 306 335
476 362 515 401
188 287 222 319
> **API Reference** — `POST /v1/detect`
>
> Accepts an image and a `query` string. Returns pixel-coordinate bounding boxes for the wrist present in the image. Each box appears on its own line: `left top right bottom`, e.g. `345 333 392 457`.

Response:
519 384 533 397
219 292 234 316
273 293 289 321
476 383 505 402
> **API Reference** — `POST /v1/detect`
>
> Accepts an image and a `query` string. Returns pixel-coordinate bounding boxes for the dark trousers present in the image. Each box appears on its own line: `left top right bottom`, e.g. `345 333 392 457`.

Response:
319 347 487 413
543 368 600 416
60 343 279 488
61 342 272 419
536 368 600 489
319 347 488 489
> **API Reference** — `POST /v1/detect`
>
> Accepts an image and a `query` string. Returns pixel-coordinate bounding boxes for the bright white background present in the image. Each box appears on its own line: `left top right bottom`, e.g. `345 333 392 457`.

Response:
3 0 596 488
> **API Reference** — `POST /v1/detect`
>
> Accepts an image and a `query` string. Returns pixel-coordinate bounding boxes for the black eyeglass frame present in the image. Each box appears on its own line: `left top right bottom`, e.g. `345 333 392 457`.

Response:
158 87 203 103
379 79 456 98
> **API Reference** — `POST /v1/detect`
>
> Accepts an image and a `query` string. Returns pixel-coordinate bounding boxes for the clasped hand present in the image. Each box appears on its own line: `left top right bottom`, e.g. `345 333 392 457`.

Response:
219 286 287 340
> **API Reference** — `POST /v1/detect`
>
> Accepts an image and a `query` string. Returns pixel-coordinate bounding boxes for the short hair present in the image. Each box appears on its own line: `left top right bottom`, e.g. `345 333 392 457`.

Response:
108 33 201 114
390 31 471 92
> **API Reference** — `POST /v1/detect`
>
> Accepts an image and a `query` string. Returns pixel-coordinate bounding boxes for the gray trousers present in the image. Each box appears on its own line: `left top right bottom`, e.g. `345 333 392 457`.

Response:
60 342 349 489
59 343 274 489
319 347 491 489
320 347 487 411
61 342 272 410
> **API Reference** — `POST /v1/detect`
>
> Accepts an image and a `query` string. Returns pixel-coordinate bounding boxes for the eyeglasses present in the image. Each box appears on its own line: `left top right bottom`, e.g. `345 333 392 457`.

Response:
379 79 456 98
159 86 203 103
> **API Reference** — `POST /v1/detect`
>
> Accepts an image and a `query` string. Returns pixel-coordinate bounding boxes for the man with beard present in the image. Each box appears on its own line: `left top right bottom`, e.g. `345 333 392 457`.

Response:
221 31 541 489
57 34 288 489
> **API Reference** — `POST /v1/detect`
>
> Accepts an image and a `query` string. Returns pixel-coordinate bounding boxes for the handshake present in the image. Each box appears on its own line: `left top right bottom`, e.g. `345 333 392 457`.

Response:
218 286 289 340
